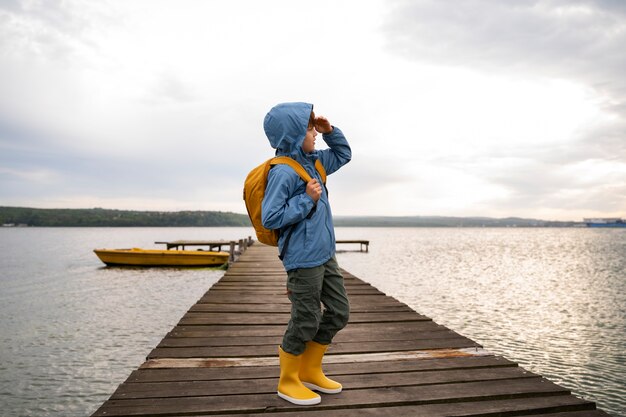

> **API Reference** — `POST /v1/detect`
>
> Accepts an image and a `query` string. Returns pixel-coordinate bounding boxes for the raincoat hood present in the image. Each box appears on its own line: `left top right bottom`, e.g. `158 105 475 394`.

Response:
264 102 314 165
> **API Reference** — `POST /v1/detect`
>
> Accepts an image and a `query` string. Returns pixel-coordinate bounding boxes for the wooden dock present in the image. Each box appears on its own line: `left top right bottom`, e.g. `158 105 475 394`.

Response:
92 244 610 416
154 240 243 252
336 239 369 252
155 238 368 254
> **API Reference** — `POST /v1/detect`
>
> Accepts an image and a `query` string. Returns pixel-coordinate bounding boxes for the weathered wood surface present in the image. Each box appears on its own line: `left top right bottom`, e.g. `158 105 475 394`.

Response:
335 239 369 252
92 244 610 416
155 240 251 251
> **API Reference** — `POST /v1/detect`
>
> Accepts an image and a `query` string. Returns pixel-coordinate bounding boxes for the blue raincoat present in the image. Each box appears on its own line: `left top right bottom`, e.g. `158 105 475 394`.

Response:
261 102 351 271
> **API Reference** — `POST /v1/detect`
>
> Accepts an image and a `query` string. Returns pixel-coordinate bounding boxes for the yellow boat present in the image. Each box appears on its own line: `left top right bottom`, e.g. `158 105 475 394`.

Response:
93 248 229 267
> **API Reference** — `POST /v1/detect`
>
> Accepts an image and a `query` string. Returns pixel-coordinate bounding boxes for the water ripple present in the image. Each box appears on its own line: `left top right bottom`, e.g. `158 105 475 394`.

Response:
0 227 252 417
337 227 626 417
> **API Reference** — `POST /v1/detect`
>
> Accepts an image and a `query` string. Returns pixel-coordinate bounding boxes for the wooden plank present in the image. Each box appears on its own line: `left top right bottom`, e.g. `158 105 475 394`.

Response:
111 367 538 399
166 321 471 338
163 330 466 346
146 337 480 358
211 276 380 284
158 330 463 348
156 331 473 349
210 280 367 285
521 412 611 417
176 311 430 326
171 324 288 337
209 284 374 290
180 396 598 417
189 303 413 313
126 356 517 383
92 378 571 416
205 288 386 295
143 348 492 367
198 293 404 304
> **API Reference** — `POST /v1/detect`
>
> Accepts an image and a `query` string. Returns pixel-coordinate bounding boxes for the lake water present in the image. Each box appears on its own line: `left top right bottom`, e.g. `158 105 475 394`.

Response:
0 227 624 416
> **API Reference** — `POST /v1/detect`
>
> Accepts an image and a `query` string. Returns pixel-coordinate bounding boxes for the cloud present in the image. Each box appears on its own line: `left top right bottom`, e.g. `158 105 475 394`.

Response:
386 1 625 104
384 2 625 85
0 1 112 65
380 0 626 217
0 0 623 220
148 73 198 104
385 0 626 121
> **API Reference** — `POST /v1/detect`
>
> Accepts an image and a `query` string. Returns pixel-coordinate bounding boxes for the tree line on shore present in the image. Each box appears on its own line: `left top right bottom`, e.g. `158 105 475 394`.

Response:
1 206 581 227
0 207 251 227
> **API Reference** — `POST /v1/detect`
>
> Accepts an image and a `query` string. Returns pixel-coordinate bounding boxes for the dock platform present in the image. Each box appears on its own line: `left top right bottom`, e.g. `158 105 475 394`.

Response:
92 244 609 416
155 239 369 253
154 240 241 252
336 239 369 252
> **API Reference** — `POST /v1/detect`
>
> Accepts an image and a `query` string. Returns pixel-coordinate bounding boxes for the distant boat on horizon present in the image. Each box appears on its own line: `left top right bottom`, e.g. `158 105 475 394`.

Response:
583 217 626 228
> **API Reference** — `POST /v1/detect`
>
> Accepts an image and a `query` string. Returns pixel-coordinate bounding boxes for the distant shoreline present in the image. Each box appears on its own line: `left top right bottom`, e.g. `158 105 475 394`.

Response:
0 206 586 228
0 206 250 227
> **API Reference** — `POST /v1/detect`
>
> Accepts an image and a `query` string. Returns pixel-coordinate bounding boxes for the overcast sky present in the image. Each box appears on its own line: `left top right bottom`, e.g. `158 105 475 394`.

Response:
1 0 624 221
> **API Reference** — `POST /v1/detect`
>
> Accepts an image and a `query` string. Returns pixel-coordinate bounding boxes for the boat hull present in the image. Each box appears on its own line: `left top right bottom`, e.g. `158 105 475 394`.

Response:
94 248 229 267
583 218 626 228
585 223 626 228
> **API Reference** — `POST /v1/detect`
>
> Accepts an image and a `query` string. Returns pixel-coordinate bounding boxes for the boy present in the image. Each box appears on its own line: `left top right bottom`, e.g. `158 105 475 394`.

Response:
262 102 351 405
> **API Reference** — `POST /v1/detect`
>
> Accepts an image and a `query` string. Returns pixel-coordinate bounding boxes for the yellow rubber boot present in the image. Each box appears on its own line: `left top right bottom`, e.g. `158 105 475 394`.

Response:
277 346 321 405
299 341 342 394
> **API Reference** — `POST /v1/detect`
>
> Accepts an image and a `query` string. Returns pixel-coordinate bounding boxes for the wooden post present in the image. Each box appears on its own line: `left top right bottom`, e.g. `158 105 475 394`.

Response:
238 239 244 254
229 241 235 262
248 236 253 246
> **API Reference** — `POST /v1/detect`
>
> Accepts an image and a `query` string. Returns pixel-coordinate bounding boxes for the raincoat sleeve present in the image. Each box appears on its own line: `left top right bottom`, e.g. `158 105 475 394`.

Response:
317 126 351 176
261 166 316 229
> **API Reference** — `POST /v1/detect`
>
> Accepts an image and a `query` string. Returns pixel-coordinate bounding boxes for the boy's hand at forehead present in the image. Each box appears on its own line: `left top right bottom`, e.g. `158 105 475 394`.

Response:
314 116 333 134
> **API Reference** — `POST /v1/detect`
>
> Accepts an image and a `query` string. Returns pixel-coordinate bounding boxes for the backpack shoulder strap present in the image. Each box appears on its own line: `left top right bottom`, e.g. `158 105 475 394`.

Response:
270 156 327 184
315 160 327 184
270 156 312 183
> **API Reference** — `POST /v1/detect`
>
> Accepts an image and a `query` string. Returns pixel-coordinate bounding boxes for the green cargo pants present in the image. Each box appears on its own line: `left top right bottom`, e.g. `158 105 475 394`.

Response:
282 256 350 355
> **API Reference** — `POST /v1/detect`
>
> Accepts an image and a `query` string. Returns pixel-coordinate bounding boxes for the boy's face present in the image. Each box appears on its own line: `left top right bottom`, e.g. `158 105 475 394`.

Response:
302 125 317 153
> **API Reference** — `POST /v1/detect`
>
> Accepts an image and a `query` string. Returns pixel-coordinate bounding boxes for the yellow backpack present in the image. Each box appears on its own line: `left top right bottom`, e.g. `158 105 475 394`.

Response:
243 156 327 246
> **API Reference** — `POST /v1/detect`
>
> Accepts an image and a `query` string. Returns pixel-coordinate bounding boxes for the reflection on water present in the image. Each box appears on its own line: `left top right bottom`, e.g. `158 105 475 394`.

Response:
336 228 626 417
